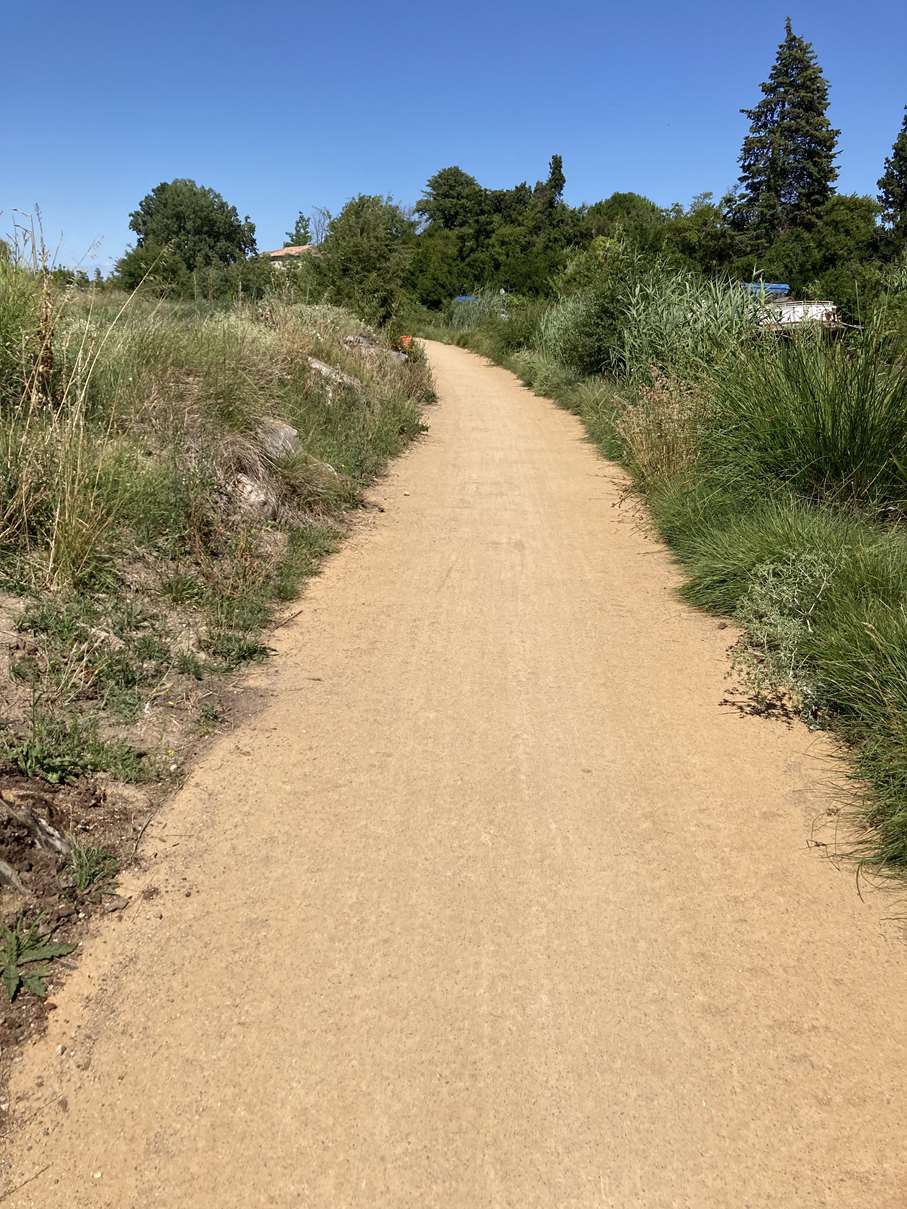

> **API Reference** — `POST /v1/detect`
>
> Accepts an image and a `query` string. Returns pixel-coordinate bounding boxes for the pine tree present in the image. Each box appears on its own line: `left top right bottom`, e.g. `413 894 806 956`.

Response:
878 107 907 247
730 19 839 240
546 155 566 203
284 211 312 247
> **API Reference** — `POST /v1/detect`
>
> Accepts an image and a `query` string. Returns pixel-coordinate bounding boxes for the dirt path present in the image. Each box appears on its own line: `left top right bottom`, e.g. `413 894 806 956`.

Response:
4 341 907 1207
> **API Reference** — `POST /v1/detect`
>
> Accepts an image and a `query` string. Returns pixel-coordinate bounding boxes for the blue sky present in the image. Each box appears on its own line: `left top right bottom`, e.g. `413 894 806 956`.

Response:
3 0 905 269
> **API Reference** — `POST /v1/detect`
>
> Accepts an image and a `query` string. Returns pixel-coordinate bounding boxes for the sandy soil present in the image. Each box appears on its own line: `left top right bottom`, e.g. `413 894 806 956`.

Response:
3 341 907 1208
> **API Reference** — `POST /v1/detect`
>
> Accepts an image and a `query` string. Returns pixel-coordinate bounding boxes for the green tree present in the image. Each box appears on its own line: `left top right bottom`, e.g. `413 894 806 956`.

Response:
284 211 312 247
409 158 584 305
582 192 666 253
321 195 415 324
878 107 907 247
543 154 566 204
117 179 256 289
115 240 192 293
730 19 839 241
663 194 738 274
408 227 470 308
415 167 487 231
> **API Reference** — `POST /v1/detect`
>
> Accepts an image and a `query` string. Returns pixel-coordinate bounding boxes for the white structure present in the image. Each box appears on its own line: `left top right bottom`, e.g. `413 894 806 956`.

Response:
759 299 840 329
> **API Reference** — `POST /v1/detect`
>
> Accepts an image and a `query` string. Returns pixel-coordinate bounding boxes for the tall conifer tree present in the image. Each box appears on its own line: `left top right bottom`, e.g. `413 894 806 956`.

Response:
878 107 907 247
730 19 839 240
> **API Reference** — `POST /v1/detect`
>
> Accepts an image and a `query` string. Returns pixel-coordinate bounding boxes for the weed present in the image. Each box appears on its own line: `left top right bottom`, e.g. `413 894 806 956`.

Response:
68 842 118 893
729 552 835 717
174 650 208 679
1 703 146 784
197 700 224 733
1 917 75 1001
160 571 205 605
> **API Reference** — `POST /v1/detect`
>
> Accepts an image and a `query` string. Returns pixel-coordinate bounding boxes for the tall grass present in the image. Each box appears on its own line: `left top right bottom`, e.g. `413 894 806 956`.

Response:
618 271 757 382
447 288 507 331
704 321 907 510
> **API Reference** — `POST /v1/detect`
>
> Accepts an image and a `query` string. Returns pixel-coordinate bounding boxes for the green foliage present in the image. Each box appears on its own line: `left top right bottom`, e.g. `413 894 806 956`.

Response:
68 843 118 894
619 270 755 383
581 192 666 254
128 179 257 267
2 705 147 783
878 106 907 249
411 156 580 303
545 154 566 203
730 19 839 240
416 167 486 231
663 194 737 274
320 195 414 325
535 289 618 376
284 211 312 247
729 551 834 716
116 179 257 293
1 918 75 1002
448 289 505 331
704 321 907 509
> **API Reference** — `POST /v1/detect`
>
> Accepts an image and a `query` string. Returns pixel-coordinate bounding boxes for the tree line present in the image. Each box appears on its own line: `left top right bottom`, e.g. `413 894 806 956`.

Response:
33 19 907 323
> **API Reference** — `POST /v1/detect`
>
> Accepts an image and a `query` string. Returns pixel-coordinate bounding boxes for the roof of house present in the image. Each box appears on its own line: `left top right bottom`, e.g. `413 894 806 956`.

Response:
262 245 315 259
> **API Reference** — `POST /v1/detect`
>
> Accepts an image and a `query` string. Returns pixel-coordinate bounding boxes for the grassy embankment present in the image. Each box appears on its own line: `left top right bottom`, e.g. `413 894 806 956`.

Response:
0 262 431 998
415 245 907 873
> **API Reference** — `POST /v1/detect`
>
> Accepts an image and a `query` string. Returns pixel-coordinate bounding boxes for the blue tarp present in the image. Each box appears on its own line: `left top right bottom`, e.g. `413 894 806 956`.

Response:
741 282 790 296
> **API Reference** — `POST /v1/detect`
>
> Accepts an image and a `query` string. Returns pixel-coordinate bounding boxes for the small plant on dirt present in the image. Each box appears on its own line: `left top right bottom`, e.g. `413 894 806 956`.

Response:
175 650 208 679
197 700 224 734
1 698 147 784
729 552 835 719
1 917 75 1002
68 842 118 894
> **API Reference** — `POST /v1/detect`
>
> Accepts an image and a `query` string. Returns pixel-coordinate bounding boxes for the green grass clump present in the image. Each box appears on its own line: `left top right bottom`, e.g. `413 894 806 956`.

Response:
68 842 118 893
704 322 907 510
1 706 147 784
2 917 75 1001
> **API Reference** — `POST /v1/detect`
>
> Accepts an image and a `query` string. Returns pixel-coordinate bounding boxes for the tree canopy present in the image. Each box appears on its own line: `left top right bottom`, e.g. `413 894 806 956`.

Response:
320 195 415 325
117 179 257 290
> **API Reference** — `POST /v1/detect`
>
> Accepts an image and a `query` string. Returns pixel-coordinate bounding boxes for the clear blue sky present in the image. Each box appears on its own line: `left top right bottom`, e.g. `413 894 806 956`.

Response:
3 0 905 270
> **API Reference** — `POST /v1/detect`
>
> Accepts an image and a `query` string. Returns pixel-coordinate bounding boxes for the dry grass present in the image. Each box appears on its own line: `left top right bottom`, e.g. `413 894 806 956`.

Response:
615 368 704 491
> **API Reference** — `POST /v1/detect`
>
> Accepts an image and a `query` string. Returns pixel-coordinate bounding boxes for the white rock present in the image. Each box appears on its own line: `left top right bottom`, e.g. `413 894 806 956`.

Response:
306 357 361 391
257 418 300 462
233 474 278 521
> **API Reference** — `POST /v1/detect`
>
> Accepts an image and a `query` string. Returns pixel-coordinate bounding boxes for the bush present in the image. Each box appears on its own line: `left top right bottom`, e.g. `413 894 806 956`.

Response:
535 289 621 376
448 289 506 331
